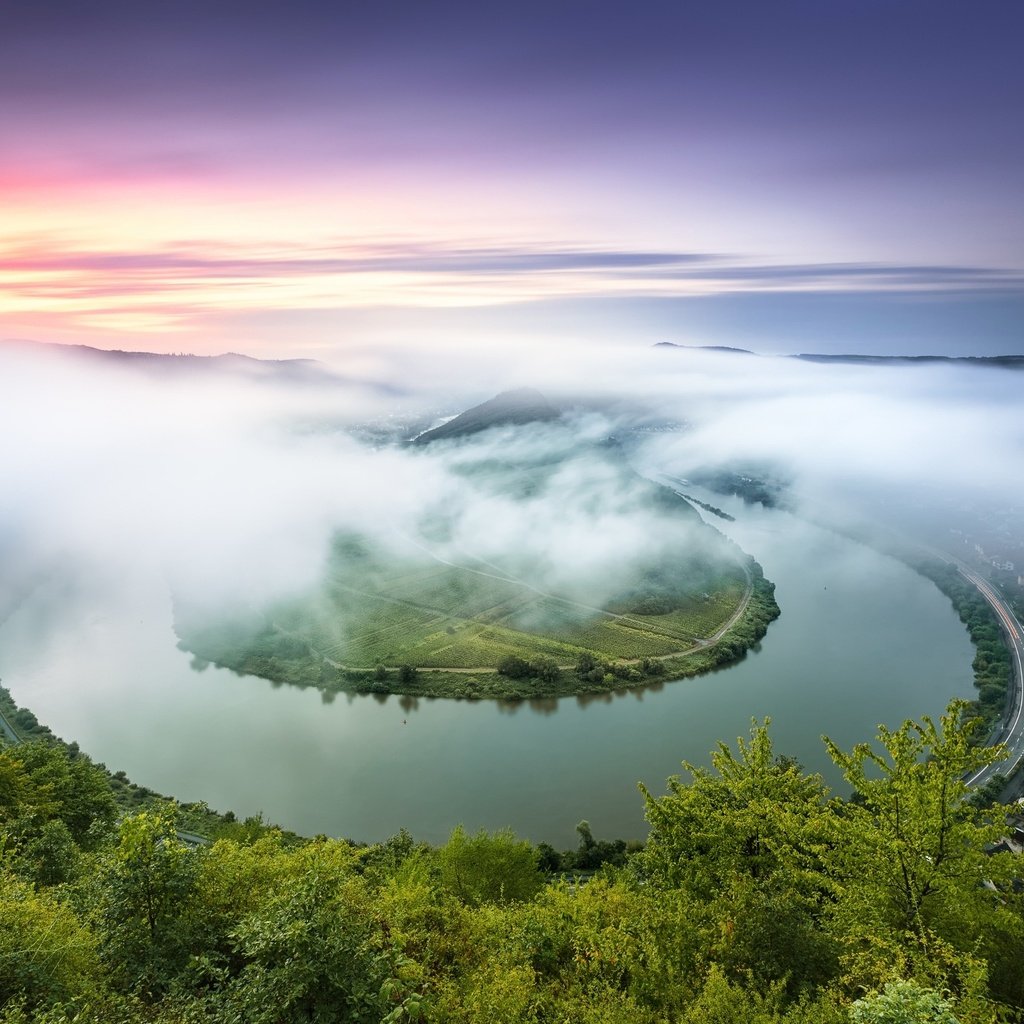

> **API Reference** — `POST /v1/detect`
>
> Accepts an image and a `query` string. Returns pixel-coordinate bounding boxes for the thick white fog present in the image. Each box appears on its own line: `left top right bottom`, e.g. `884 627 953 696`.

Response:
1 340 1022 634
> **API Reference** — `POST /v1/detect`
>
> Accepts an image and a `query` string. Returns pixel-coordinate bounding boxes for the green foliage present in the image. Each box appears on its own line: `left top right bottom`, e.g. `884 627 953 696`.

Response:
679 966 847 1024
438 826 544 906
823 704 1005 935
640 719 829 893
534 822 639 876
225 845 386 1024
851 981 960 1024
917 562 1013 735
497 655 531 678
498 655 561 686
1 741 116 852
0 870 102 1011
821 703 1013 1000
0 742 118 890
18 818 80 886
2 699 1022 1024
639 719 837 995
93 810 201 995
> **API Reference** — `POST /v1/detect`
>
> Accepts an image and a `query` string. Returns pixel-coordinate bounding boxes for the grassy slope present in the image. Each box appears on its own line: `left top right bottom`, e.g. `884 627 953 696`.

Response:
276 554 750 669
176 433 781 698
178 569 779 701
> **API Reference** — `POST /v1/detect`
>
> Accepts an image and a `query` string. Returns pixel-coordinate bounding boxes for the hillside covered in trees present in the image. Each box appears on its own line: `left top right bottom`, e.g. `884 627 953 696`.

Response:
2 701 1023 1023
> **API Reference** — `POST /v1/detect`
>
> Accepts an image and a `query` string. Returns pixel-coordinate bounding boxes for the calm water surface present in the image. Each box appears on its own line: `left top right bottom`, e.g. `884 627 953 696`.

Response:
0 497 974 847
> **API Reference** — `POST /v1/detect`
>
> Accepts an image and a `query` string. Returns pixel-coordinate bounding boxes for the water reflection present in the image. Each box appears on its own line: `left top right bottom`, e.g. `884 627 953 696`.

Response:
0 502 976 848
527 697 558 716
575 691 615 708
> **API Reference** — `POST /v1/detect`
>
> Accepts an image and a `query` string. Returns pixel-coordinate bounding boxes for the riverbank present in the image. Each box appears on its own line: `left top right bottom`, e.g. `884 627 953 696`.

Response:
0 684 241 839
180 566 780 701
792 514 1024 798
0 506 973 845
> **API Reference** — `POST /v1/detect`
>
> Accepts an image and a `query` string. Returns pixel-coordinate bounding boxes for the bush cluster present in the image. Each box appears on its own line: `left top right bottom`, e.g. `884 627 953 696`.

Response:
2 699 1021 1023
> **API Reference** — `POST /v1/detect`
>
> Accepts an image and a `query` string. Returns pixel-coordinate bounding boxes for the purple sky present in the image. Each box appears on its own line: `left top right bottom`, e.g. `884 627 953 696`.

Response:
1 0 1022 358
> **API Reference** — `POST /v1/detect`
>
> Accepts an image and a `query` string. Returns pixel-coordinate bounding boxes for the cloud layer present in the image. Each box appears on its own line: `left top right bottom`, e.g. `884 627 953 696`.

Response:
2 341 1021 641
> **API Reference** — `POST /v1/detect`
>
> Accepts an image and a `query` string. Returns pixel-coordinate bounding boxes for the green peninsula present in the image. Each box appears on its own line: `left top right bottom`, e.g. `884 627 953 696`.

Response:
176 396 780 699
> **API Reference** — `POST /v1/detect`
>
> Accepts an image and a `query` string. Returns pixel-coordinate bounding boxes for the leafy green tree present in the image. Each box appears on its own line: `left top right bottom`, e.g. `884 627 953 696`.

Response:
850 981 959 1024
568 821 629 871
639 658 665 677
823 701 1013 999
17 818 79 886
529 657 561 684
824 703 1007 937
497 656 531 679
0 751 33 821
0 869 101 1011
225 843 387 1024
93 810 201 995
638 720 836 993
639 719 829 894
679 965 846 1024
361 826 418 880
438 826 543 906
576 819 596 856
0 742 115 852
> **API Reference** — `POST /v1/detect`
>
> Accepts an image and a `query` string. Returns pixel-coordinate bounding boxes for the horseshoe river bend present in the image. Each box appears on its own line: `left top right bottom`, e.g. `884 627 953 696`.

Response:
0 493 973 848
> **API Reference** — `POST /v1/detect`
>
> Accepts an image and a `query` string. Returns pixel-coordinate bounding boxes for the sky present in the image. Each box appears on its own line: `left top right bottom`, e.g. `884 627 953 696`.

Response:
2 0 1023 360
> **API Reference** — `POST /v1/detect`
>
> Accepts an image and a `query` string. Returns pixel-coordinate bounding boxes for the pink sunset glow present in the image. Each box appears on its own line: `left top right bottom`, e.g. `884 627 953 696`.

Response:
1 2 1022 359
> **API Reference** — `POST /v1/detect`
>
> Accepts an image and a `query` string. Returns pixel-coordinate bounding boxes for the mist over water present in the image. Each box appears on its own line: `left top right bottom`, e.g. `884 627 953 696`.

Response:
0 489 975 845
0 339 1019 841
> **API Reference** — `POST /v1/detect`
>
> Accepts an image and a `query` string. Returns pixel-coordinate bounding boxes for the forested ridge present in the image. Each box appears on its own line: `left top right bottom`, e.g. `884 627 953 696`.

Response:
916 562 1014 737
2 696 1023 1023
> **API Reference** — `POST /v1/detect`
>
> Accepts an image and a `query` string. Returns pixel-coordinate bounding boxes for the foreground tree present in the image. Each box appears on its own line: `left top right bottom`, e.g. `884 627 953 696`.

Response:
823 701 1014 1007
0 870 101 1012
639 722 829 893
638 722 837 994
438 826 544 906
93 811 201 996
225 843 388 1024
0 742 116 872
851 981 960 1024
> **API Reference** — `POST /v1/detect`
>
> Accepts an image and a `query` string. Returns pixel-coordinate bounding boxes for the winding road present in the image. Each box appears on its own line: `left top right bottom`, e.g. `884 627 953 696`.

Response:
946 559 1024 791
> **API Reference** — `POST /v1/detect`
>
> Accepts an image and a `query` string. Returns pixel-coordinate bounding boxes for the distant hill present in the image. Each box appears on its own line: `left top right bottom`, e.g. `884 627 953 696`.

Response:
654 342 755 355
1 338 405 393
654 341 1024 369
792 352 1024 369
412 387 560 444
4 338 321 378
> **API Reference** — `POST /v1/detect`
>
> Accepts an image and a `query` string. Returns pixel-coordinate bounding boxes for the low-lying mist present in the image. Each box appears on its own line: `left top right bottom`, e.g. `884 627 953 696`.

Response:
1 340 1021 654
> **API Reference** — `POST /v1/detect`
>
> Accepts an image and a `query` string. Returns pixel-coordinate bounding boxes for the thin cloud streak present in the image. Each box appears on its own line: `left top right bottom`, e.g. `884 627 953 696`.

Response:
4 239 1022 332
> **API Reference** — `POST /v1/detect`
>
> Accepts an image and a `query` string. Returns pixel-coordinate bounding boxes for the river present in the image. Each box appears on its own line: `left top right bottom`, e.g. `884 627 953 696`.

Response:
0 495 974 847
